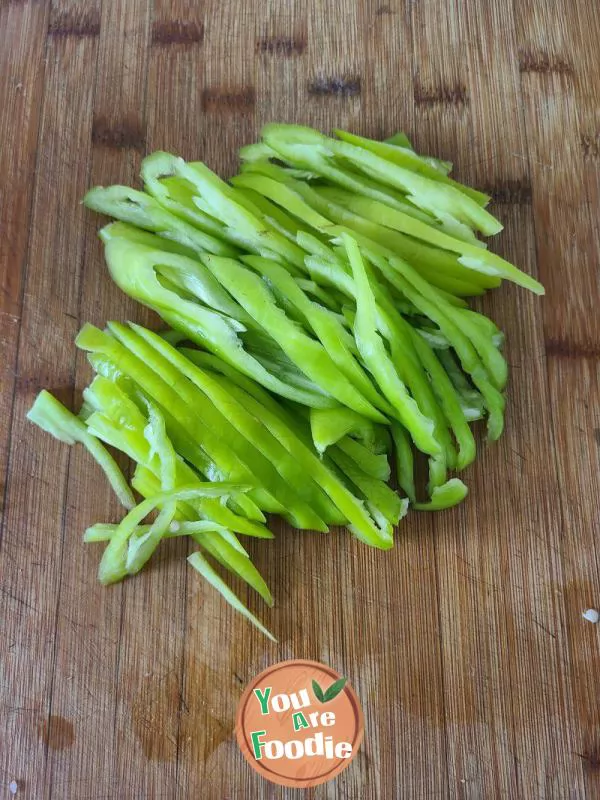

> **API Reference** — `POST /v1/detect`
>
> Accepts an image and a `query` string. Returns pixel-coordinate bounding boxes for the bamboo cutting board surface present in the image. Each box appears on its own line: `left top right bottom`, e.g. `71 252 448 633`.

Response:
1 1 599 798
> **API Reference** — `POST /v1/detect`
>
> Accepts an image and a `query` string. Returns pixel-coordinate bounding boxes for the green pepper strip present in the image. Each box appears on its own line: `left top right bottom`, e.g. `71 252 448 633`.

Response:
309 185 496 291
364 249 506 440
342 234 440 456
106 322 332 531
436 349 486 422
27 390 135 509
201 254 388 423
123 400 178 573
390 423 416 503
240 151 440 226
375 298 456 473
407 329 476 470
328 447 406 532
83 379 272 536
334 129 490 205
334 437 390 482
233 166 489 298
129 323 346 528
100 234 335 408
241 254 394 418
78 323 326 530
130 460 273 604
309 407 380 454
84 185 238 258
141 152 234 239
188 551 276 641
84 520 229 543
167 154 307 269
98 484 249 585
413 478 468 511
316 189 544 295
171 350 393 547
261 123 501 236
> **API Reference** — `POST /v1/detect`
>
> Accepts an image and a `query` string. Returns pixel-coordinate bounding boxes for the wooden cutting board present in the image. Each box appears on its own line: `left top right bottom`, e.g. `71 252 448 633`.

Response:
1 1 599 797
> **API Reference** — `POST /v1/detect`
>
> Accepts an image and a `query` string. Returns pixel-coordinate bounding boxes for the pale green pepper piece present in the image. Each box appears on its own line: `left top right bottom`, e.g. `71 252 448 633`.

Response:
27 390 135 509
342 234 440 456
100 234 335 408
98 484 249 584
188 551 276 641
84 185 238 257
334 129 489 204
261 123 502 236
201 254 388 422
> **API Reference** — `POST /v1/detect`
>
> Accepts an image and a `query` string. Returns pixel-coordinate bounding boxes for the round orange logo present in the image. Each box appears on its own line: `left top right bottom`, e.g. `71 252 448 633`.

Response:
235 659 364 788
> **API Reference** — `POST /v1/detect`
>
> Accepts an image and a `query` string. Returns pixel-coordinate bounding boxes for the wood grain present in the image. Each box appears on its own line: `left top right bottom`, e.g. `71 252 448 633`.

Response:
1 2 599 799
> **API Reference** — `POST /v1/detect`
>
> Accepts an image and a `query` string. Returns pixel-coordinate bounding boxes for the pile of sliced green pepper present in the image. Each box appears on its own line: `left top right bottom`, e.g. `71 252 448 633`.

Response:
28 125 543 638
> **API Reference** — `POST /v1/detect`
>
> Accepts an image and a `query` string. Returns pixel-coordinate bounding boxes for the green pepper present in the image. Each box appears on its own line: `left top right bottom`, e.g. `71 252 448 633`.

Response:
27 390 135 509
261 124 501 236
343 234 440 456
334 129 489 204
84 185 238 258
390 423 416 503
318 190 544 295
413 478 468 510
328 447 407 533
188 551 276 641
241 254 393 417
100 234 336 408
98 483 250 584
127 323 346 527
201 254 389 422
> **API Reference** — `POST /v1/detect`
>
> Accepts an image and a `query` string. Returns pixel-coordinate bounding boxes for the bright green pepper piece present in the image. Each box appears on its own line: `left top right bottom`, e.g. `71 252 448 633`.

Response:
334 437 390 482
195 534 273 606
413 478 468 510
105 322 332 530
128 462 272 539
407 329 476 470
364 249 506 440
309 407 380 454
84 520 230 543
235 165 492 296
328 447 407 532
241 254 393 418
78 324 323 528
321 190 544 295
99 484 249 584
157 152 307 269
390 423 416 503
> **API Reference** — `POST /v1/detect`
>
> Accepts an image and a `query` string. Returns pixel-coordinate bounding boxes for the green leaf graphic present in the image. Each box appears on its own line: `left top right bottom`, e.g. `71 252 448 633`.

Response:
312 679 326 703
324 677 347 702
